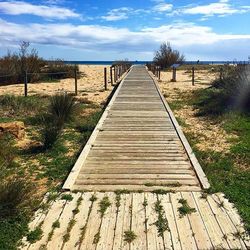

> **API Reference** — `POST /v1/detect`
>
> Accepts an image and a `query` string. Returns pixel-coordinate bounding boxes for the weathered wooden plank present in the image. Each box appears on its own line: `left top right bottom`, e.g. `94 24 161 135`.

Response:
80 193 105 250
216 193 250 249
192 192 229 249
157 194 173 250
74 179 198 186
80 169 193 175
96 192 117 250
78 173 196 180
63 192 93 250
72 185 201 192
181 192 213 249
116 194 132 250
170 192 197 250
47 193 81 249
130 193 147 250
28 198 66 249
145 193 165 250
161 194 182 250
207 194 243 249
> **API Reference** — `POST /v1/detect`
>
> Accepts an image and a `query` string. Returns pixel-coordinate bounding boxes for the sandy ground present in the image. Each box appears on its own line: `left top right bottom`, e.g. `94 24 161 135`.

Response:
157 69 236 153
0 65 115 105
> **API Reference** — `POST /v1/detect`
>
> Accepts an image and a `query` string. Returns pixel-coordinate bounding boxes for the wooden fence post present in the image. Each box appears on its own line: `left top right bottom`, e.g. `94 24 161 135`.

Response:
114 66 117 82
104 67 107 90
24 70 28 97
219 67 223 81
192 67 195 86
74 65 78 95
158 68 161 80
110 66 113 86
172 67 176 82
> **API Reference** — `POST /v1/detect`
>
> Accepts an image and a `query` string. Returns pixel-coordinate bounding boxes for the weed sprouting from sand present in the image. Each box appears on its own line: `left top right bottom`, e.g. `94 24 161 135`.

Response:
98 196 111 217
123 230 137 243
178 199 196 217
61 193 73 201
27 226 43 243
154 199 169 237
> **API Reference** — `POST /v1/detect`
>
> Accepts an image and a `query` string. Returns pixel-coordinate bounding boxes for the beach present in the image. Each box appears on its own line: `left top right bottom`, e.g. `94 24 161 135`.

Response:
0 65 114 105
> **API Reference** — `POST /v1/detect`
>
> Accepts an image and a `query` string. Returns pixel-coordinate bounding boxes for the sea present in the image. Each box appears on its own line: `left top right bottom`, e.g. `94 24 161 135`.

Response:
64 60 249 65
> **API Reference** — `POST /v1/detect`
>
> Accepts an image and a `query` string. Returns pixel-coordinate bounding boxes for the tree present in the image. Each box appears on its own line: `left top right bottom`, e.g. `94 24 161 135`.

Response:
153 42 185 69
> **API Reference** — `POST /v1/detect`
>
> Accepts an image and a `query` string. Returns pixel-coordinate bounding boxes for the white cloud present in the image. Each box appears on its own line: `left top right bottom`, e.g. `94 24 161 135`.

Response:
0 1 80 19
180 0 248 17
101 7 131 21
0 18 250 58
153 3 173 12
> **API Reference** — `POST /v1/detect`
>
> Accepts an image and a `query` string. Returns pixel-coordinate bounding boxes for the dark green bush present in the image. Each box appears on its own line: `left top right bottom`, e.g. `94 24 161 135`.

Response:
0 177 34 218
42 93 79 149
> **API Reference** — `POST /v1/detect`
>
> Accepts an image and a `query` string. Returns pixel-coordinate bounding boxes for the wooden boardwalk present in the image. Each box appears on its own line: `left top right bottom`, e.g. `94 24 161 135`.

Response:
22 66 250 249
22 191 250 250
63 66 209 192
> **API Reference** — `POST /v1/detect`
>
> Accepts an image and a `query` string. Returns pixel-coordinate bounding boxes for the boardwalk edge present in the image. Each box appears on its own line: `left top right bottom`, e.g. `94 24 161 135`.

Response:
62 68 132 190
150 70 210 190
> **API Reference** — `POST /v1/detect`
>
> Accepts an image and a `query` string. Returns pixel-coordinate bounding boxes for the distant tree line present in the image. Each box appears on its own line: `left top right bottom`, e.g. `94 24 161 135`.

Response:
0 41 78 86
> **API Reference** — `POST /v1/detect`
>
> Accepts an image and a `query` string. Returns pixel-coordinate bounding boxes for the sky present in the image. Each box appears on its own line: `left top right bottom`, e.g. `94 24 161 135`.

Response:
0 0 250 61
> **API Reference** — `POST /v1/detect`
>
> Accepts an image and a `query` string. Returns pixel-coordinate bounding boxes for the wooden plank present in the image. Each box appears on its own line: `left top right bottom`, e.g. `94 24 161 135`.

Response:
22 194 51 249
96 192 117 250
216 193 250 249
47 192 81 249
78 173 196 180
157 194 173 250
84 160 190 165
80 193 105 250
161 194 182 250
72 185 201 192
80 169 193 175
170 192 197 250
145 193 165 250
74 179 198 186
181 192 213 249
192 192 229 249
130 193 147 250
114 194 132 250
63 192 93 250
28 198 66 249
207 194 243 249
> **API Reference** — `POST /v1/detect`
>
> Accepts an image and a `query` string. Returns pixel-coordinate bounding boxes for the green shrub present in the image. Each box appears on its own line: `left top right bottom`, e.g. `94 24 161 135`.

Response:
41 93 78 149
0 95 41 114
41 123 61 150
0 42 79 86
49 94 78 129
0 177 34 218
194 66 250 115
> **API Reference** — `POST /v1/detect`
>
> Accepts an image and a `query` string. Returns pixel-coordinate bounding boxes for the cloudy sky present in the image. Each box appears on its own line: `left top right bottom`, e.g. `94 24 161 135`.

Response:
0 0 250 61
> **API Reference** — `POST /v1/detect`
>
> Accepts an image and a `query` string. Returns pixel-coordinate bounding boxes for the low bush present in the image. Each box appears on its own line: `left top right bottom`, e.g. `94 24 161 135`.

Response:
0 42 79 86
194 66 250 115
0 178 34 218
42 93 79 149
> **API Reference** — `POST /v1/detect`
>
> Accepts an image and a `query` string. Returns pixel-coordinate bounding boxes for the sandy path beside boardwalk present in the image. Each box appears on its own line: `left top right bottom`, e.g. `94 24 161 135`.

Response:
0 65 114 104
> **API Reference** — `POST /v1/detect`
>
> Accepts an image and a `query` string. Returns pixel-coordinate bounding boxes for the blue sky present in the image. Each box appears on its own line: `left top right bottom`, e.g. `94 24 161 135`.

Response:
0 0 250 61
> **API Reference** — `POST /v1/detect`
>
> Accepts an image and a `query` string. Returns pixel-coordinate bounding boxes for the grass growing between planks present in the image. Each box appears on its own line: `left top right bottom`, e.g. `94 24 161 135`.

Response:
166 72 250 232
0 94 103 249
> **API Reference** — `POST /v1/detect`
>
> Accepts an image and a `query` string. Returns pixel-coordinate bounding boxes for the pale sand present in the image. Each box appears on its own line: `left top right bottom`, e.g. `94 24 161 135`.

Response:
0 65 115 104
156 69 236 153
